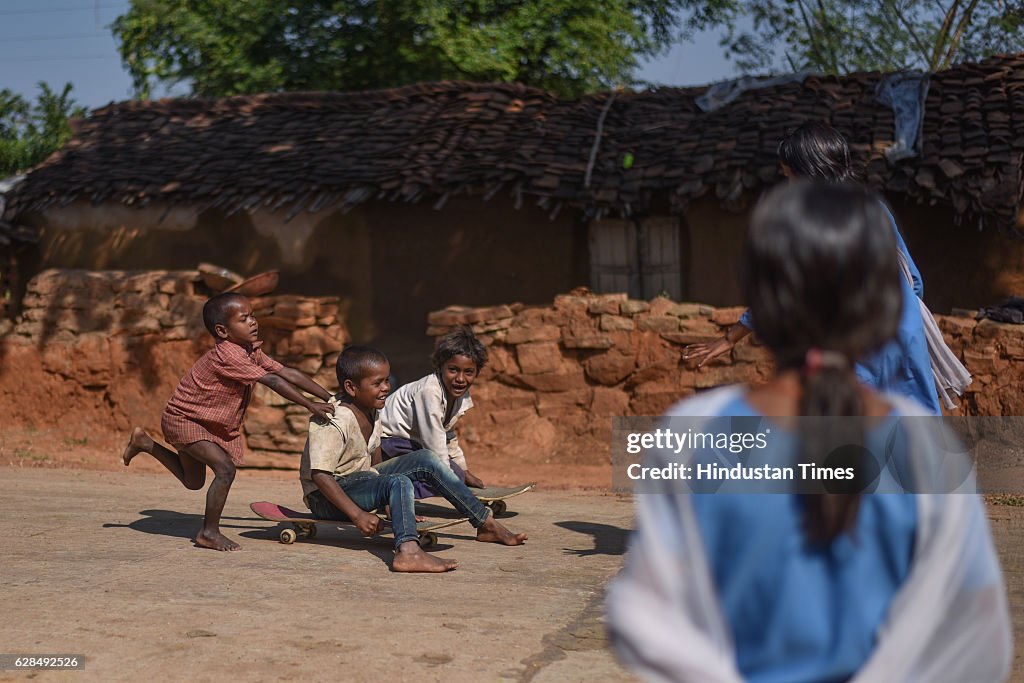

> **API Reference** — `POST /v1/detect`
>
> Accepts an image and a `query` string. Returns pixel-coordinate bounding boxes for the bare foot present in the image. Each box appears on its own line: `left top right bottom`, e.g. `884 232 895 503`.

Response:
476 516 527 546
391 542 458 573
121 427 152 466
464 470 486 488
195 529 241 551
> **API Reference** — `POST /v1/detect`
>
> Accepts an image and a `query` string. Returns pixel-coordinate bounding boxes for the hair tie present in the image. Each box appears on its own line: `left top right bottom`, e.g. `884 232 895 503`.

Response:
804 348 848 375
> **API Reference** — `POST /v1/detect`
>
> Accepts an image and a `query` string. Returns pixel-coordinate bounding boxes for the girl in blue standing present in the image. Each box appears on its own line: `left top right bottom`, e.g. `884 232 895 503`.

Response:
607 181 1009 683
685 122 941 415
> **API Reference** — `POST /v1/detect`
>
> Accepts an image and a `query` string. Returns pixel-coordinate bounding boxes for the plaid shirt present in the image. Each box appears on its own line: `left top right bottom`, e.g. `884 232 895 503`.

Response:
161 340 283 464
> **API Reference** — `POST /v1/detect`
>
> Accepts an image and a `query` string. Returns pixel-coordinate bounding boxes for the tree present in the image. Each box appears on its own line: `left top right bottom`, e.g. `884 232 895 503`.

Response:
111 0 686 98
0 83 87 177
680 0 1024 75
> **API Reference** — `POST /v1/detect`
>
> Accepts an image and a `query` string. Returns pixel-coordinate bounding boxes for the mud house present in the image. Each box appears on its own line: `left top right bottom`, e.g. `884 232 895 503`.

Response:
5 54 1024 375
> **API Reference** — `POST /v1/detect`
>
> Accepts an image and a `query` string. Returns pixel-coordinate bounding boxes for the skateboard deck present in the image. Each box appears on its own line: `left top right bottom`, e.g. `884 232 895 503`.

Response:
250 501 467 548
467 482 536 515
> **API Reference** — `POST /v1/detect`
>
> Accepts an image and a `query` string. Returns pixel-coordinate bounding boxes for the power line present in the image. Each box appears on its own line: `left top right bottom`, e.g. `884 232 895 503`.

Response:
0 2 129 17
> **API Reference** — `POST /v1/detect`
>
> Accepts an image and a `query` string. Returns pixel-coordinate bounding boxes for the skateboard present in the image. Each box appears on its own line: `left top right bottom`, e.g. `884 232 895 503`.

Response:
468 482 536 516
250 501 468 549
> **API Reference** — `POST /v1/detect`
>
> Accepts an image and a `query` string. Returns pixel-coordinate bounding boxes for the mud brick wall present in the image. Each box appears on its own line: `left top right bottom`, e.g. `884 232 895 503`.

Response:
426 291 1024 466
426 292 773 465
0 269 348 464
937 316 1024 416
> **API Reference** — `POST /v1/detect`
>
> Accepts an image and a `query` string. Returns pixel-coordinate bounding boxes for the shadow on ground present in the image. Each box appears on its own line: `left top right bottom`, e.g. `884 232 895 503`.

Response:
555 521 630 557
103 509 264 539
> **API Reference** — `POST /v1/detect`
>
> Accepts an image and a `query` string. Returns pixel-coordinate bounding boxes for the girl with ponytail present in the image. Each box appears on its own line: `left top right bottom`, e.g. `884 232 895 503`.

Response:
685 122 943 415
607 182 1010 683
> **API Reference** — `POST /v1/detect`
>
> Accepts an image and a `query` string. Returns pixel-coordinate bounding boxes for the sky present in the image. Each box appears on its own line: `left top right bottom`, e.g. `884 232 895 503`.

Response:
0 0 741 111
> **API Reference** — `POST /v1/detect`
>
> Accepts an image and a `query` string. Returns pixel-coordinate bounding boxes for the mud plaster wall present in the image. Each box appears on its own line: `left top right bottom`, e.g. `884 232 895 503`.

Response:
679 193 1024 314
426 292 1024 471
0 269 349 466
18 195 586 358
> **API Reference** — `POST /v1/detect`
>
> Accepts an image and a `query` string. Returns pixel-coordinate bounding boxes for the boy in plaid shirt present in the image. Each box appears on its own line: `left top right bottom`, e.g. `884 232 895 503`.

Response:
122 292 334 551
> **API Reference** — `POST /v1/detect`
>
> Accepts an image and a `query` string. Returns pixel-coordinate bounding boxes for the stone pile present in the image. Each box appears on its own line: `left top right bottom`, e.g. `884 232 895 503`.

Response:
426 290 771 464
2 269 348 463
427 291 1024 465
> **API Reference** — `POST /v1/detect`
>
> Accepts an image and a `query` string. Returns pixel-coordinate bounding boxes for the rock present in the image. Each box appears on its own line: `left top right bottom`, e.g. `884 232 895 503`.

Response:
588 299 620 315
584 351 636 386
514 367 586 392
516 342 563 374
591 387 630 416
620 300 650 315
599 315 634 332
245 405 287 434
489 407 538 424
289 326 344 356
562 323 613 349
636 315 679 333
711 306 746 326
553 295 591 315
648 297 676 317
669 303 703 318
505 323 561 345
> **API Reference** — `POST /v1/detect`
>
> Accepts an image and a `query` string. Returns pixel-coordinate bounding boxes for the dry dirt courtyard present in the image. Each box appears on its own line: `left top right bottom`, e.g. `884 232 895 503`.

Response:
2 464 1024 682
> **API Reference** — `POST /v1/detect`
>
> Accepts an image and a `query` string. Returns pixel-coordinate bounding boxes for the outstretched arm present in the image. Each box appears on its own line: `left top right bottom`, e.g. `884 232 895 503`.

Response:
276 366 333 402
683 321 752 368
311 470 383 536
259 373 333 420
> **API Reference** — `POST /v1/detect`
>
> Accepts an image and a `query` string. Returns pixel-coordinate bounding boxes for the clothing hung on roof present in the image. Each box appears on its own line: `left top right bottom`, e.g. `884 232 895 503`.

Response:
976 297 1024 324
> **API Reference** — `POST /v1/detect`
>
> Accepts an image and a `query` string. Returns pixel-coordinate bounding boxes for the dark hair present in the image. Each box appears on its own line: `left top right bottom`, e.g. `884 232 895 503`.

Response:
202 292 249 337
777 122 854 182
336 345 389 386
743 181 901 543
431 326 487 370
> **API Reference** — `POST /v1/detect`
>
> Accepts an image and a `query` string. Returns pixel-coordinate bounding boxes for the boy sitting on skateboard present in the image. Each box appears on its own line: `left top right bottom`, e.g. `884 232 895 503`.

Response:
122 292 335 551
301 345 527 573
380 326 487 496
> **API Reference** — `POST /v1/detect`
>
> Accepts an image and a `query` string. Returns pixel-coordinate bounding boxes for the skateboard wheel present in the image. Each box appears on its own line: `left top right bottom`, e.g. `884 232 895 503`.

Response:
418 532 438 549
488 500 507 516
280 528 298 544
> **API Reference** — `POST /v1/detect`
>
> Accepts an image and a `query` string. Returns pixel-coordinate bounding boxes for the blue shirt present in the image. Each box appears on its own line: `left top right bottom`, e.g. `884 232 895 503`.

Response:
690 395 918 683
739 212 940 415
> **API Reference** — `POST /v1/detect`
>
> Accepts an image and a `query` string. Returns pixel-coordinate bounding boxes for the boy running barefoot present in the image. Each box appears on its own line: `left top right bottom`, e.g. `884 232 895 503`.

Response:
301 346 526 573
122 292 334 551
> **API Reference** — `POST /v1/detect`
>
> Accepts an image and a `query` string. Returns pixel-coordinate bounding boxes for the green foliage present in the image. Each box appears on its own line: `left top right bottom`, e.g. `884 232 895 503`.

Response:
112 0 686 97
0 83 86 177
680 0 1024 75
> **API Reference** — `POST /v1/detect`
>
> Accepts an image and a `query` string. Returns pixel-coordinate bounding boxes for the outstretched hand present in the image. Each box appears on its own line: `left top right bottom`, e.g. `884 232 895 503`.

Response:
683 336 733 367
309 401 335 422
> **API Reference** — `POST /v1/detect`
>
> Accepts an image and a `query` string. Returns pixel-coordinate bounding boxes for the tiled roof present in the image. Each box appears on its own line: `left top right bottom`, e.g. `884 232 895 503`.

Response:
6 54 1024 231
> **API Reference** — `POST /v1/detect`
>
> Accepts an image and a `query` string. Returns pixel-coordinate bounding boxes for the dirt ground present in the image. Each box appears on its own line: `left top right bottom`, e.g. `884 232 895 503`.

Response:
0 466 637 682
3 457 1024 682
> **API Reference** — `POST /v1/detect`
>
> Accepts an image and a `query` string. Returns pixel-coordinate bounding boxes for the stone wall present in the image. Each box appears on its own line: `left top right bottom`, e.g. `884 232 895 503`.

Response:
426 291 1024 466
0 269 348 465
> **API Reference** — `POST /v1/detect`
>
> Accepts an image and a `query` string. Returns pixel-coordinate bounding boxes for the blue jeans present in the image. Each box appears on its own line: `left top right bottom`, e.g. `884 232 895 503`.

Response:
306 450 490 549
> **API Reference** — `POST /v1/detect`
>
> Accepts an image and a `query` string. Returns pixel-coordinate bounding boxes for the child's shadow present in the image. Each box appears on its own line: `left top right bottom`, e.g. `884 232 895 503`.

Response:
103 509 265 540
237 523 456 567
555 521 629 557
